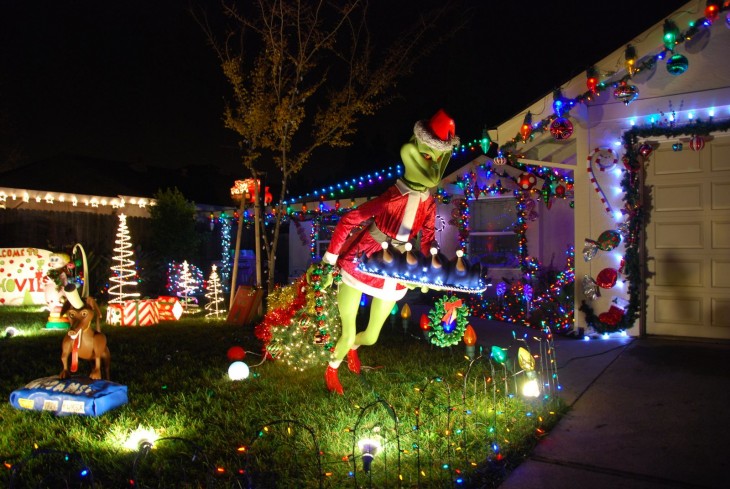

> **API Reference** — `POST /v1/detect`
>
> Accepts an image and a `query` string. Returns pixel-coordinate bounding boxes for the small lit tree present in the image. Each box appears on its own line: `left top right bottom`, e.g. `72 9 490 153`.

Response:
205 264 225 319
179 260 195 313
108 213 140 304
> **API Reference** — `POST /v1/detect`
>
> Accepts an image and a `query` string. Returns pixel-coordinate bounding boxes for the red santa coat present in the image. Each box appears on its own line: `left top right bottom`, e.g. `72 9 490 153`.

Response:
323 180 435 300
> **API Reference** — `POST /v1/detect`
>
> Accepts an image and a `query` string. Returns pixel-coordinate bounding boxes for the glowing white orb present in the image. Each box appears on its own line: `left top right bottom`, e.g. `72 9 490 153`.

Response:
522 378 541 398
228 361 250 381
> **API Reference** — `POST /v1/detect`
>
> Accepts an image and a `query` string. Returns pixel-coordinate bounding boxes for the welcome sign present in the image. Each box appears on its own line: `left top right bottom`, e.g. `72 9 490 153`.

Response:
0 247 53 305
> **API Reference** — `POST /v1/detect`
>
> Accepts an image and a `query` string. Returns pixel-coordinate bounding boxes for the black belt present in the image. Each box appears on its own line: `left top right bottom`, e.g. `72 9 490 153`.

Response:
367 222 408 252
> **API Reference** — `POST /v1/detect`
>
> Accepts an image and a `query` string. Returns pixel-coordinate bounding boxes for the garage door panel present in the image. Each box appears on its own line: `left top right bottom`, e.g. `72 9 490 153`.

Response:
655 258 703 287
654 221 703 248
712 260 730 288
712 221 730 248
653 295 702 324
646 136 730 339
654 148 702 174
655 184 703 211
711 299 730 328
712 182 730 209
710 140 730 171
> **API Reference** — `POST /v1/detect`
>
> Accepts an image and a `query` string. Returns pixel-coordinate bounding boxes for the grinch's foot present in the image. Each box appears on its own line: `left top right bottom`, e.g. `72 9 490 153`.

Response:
347 349 361 374
325 366 344 395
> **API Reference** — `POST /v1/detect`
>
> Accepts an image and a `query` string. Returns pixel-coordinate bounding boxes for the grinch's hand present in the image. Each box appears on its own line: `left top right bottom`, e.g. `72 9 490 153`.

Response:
306 262 340 290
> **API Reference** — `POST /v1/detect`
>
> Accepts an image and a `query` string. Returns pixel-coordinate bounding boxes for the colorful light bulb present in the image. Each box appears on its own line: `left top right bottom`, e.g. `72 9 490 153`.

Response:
586 66 599 94
705 1 720 23
624 44 638 76
520 112 532 142
663 19 680 51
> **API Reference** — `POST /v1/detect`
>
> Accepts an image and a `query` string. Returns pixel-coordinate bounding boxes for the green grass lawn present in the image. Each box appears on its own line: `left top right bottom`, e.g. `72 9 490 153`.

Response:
0 306 565 488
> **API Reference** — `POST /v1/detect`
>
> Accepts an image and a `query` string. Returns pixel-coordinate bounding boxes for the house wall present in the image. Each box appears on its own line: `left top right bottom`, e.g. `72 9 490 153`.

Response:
482 1 730 336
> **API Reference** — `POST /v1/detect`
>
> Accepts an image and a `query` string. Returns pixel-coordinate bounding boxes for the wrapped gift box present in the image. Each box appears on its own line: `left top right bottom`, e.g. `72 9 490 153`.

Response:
121 299 159 326
106 303 123 325
156 295 183 321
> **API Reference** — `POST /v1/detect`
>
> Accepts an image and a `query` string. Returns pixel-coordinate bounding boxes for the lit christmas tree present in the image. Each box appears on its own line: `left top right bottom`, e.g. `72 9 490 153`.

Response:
205 264 225 319
219 216 232 293
179 260 195 313
108 213 140 304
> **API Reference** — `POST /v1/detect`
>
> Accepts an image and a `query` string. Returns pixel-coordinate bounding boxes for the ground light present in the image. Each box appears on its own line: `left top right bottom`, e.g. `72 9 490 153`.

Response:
4 326 19 337
357 438 382 472
124 428 159 451
228 361 250 380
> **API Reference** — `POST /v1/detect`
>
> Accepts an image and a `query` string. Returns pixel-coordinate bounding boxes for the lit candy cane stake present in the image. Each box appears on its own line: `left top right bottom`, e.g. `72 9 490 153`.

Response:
586 148 618 215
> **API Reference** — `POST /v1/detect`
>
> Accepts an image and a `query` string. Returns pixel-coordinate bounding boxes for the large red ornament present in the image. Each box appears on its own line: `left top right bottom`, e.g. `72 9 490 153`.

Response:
227 346 246 361
517 173 537 190
550 117 574 140
638 143 653 158
689 135 705 151
596 268 618 289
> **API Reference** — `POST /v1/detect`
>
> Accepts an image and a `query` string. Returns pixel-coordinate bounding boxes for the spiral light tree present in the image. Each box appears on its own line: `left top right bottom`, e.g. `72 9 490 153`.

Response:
205 264 225 319
108 213 140 304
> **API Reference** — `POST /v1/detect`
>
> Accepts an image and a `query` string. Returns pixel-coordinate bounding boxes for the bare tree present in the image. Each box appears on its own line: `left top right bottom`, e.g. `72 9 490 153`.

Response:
195 0 463 293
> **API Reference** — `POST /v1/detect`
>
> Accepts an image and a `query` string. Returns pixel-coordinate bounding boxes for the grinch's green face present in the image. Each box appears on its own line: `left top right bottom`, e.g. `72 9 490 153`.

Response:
400 137 452 189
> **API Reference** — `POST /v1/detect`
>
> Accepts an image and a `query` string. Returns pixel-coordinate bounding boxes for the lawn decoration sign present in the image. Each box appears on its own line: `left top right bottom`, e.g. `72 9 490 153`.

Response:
0 248 53 306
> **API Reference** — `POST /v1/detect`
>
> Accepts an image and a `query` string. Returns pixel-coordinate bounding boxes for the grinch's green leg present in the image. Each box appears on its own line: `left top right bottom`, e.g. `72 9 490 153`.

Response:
332 283 362 362
355 296 396 346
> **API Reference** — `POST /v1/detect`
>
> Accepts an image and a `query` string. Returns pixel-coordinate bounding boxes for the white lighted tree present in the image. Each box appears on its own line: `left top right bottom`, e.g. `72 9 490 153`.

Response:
179 260 195 313
108 213 140 304
205 264 225 319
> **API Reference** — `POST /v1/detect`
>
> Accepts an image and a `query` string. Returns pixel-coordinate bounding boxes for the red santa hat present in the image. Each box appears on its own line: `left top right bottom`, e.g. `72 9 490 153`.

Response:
414 109 460 152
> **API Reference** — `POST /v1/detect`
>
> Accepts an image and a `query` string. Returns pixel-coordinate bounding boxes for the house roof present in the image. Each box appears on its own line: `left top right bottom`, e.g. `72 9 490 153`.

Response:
0 154 242 207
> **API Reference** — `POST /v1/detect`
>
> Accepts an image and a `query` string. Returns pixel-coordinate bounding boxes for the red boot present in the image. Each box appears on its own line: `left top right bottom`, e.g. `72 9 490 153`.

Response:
325 366 344 395
347 349 361 374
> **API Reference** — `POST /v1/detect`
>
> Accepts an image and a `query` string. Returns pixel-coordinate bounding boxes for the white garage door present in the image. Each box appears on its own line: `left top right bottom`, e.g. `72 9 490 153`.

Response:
645 135 730 339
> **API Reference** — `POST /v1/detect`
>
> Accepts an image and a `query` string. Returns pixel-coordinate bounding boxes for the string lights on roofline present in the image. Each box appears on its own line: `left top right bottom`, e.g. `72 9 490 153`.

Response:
451 3 730 156
282 164 402 205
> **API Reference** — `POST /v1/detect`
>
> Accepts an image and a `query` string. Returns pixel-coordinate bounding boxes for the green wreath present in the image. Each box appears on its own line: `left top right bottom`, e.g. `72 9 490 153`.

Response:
427 295 470 348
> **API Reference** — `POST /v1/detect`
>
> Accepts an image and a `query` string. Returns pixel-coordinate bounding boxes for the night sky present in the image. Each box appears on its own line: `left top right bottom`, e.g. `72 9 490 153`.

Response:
0 0 690 200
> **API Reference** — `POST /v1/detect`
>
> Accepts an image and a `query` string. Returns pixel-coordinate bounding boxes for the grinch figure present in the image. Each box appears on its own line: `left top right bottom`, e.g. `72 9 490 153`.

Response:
311 109 459 394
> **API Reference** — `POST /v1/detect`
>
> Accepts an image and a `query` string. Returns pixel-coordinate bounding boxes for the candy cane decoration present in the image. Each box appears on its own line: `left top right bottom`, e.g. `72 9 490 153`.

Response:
587 148 617 215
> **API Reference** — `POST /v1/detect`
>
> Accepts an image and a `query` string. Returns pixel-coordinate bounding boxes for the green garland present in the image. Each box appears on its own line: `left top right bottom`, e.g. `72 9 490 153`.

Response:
427 295 471 348
266 263 343 369
581 119 730 333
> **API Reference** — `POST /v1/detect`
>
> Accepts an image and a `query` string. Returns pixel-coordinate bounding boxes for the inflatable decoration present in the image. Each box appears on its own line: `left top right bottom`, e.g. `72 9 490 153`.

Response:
309 109 472 395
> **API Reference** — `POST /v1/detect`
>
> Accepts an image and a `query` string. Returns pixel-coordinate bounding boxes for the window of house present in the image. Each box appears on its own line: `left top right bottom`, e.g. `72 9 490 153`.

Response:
468 196 520 269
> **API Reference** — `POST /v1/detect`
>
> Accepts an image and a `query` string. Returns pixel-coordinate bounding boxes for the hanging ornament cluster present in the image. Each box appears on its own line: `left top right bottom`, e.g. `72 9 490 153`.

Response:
490 8 729 156
426 296 471 348
583 230 621 261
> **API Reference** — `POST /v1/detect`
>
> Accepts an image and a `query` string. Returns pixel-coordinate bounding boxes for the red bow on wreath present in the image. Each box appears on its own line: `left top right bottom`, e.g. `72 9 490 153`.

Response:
442 299 463 325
